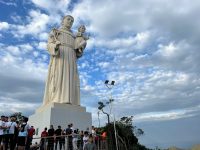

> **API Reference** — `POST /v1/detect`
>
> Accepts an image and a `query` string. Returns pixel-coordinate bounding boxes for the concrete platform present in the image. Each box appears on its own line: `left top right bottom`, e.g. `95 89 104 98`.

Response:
29 102 92 137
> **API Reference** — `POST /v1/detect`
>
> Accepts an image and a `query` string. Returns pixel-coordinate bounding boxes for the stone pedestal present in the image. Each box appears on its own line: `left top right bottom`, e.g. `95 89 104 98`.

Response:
29 103 92 137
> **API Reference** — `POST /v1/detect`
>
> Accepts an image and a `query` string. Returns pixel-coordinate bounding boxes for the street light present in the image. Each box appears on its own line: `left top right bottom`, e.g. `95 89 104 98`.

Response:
104 80 118 150
105 80 115 88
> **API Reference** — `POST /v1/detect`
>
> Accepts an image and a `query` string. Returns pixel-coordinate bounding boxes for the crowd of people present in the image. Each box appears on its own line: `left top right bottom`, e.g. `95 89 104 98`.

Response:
0 115 106 150
40 124 99 150
0 115 35 150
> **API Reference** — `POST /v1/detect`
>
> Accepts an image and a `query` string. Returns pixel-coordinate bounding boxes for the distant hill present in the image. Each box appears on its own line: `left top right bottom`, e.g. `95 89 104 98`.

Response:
167 144 200 150
191 144 200 150
168 146 183 150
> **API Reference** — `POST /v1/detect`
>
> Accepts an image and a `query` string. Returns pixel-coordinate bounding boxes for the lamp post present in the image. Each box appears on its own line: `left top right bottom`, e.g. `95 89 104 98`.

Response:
104 80 118 150
97 111 100 128
97 111 100 150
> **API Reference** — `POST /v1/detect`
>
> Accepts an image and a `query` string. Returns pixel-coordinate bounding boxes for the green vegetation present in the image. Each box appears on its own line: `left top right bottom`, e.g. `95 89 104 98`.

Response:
97 101 149 150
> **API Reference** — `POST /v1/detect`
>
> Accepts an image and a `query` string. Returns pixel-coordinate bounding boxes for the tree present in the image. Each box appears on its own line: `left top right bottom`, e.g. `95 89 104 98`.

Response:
98 101 111 124
97 101 148 149
99 116 148 150
10 112 26 123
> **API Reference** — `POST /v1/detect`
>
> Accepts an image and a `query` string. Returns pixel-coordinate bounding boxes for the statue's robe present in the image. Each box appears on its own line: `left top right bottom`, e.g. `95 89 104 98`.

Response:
43 28 80 105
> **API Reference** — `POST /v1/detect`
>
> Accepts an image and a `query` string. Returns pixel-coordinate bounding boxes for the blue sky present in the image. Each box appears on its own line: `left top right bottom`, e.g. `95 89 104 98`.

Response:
0 0 200 149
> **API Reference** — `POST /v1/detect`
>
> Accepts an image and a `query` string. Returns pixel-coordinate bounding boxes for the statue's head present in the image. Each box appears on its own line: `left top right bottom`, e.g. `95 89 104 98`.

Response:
61 15 74 30
78 25 86 33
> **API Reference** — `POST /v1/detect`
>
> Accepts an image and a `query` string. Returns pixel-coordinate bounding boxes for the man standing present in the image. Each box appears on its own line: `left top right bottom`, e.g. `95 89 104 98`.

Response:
26 126 35 150
40 127 48 150
54 126 62 150
66 124 73 150
47 125 54 150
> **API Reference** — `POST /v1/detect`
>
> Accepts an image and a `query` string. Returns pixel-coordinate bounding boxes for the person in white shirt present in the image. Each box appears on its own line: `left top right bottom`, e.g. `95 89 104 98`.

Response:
4 116 17 150
4 116 9 150
0 115 6 149
83 131 89 150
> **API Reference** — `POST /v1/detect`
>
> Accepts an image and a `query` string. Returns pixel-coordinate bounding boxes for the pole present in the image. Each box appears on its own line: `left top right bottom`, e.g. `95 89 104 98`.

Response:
106 80 118 150
109 98 118 150
97 111 100 128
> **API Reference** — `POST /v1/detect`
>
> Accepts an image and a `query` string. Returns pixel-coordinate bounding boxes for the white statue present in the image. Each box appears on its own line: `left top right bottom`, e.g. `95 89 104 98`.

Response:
75 25 89 58
43 15 88 105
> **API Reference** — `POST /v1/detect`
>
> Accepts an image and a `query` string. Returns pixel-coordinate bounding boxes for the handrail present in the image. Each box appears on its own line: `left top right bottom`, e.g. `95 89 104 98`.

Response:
32 133 105 140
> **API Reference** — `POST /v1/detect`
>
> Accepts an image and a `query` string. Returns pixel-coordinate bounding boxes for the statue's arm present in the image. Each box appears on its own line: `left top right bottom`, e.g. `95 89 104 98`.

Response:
76 37 87 50
47 30 60 56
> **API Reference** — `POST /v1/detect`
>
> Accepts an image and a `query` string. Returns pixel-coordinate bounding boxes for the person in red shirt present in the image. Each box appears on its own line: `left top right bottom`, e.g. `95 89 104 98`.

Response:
41 128 48 137
40 127 48 150
26 126 35 150
101 131 106 140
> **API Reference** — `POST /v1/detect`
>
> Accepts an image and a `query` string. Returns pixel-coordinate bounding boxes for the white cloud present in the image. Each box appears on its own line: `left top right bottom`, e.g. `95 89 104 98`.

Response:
31 0 70 14
82 85 95 92
0 0 17 6
19 44 33 52
98 62 110 69
12 10 50 38
88 31 151 51
6 46 20 56
0 99 40 115
157 42 179 57
134 105 200 122
0 22 10 30
33 51 39 57
0 49 47 81
10 14 23 23
41 55 48 61
72 0 200 40
0 46 48 111
37 42 47 50
39 32 48 40
1 44 34 57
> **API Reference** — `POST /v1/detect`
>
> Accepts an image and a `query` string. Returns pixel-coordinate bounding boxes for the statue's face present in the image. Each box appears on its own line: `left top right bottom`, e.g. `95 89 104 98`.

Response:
79 26 86 33
63 16 74 29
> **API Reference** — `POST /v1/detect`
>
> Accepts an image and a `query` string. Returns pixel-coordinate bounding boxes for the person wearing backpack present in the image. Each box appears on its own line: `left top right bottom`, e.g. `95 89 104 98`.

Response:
17 117 30 150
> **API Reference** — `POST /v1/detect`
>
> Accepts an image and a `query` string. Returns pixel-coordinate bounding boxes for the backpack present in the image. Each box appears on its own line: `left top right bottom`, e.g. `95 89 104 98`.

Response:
18 123 27 137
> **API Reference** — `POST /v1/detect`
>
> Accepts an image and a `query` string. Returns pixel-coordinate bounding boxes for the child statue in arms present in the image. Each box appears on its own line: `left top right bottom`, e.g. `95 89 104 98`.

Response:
75 25 89 58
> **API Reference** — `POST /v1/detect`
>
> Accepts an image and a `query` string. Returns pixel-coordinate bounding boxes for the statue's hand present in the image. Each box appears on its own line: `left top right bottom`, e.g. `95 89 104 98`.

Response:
55 41 61 46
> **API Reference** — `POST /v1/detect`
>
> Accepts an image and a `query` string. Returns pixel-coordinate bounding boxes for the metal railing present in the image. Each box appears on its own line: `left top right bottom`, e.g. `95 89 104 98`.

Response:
31 134 109 150
30 133 128 150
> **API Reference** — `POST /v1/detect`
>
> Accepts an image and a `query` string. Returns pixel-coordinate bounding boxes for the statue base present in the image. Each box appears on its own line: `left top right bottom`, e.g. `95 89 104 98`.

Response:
29 102 92 137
